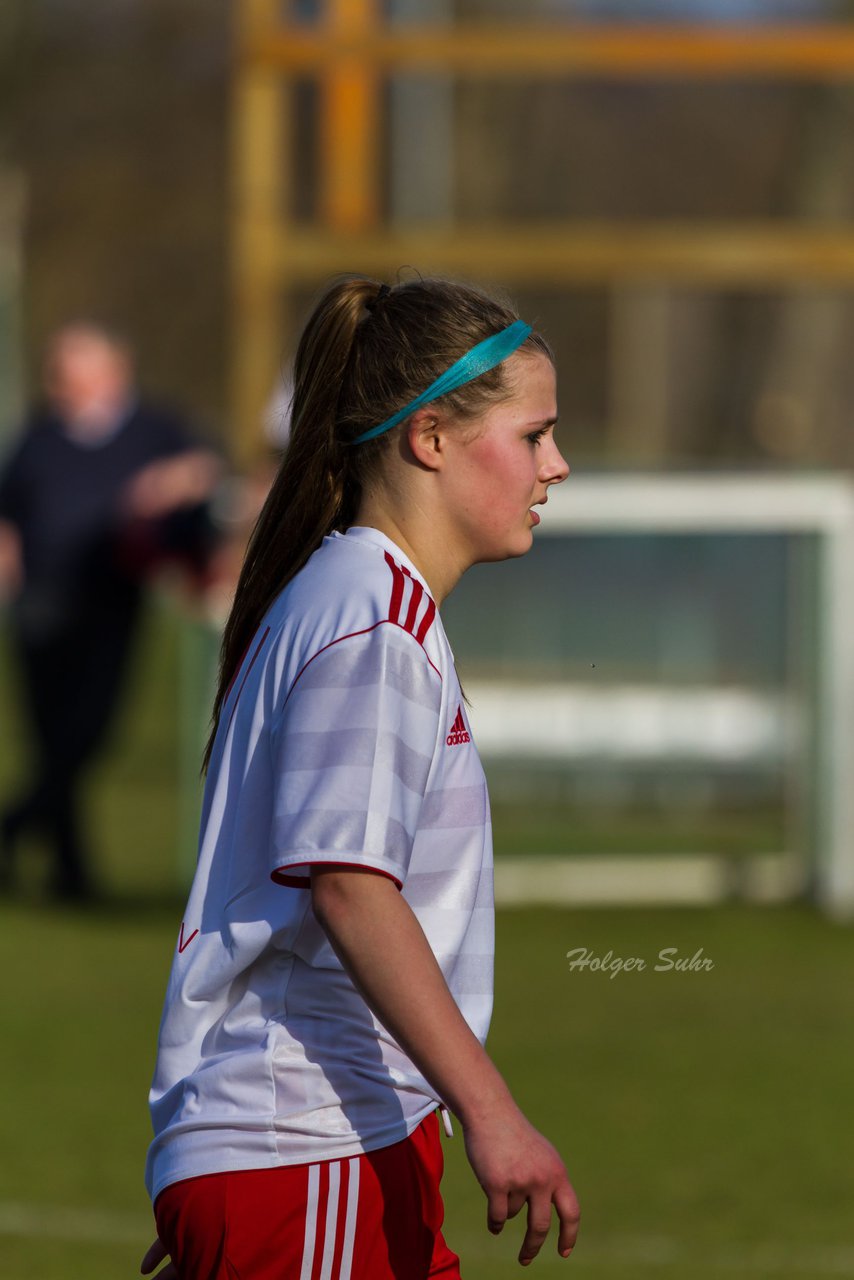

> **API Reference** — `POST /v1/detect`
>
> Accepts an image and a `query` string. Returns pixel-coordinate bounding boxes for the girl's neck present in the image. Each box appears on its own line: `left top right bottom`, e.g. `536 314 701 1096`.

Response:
351 500 466 606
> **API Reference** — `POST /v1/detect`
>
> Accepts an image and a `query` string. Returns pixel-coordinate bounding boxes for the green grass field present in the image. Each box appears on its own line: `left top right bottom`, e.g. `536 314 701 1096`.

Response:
490 799 786 859
0 606 851 1280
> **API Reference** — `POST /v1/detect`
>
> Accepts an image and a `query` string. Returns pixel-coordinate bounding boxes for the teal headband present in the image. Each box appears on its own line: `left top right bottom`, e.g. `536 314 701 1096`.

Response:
350 318 533 445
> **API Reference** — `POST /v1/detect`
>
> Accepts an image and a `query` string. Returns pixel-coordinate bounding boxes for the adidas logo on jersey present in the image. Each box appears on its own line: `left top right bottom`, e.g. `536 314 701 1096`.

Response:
446 705 470 747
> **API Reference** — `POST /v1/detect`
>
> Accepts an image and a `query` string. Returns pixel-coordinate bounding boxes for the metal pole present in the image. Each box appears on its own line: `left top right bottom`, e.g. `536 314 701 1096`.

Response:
816 498 854 918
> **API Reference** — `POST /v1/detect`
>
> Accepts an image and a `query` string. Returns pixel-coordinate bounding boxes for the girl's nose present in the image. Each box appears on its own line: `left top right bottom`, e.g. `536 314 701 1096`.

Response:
542 441 570 484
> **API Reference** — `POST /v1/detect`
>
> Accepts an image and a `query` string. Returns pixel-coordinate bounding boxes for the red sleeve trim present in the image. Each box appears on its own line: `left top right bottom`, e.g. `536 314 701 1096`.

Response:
271 861 403 890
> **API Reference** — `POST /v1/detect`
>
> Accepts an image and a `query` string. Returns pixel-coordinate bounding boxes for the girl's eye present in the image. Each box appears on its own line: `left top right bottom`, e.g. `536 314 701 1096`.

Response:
526 429 548 446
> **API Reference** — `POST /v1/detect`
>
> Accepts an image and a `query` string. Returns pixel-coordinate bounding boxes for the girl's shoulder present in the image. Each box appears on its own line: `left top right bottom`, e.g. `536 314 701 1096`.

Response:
268 527 447 696
292 527 436 635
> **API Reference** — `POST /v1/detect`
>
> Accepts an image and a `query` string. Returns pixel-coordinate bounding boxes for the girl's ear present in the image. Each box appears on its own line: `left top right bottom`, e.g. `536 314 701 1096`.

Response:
405 409 447 472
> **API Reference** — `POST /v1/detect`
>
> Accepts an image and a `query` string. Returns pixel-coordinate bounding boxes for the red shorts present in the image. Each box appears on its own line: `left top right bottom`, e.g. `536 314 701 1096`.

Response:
153 1111 461 1280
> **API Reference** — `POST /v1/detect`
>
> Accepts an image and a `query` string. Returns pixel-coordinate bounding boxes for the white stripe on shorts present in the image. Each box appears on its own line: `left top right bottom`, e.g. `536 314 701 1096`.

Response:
338 1158 360 1280
319 1161 341 1280
298 1156 361 1280
300 1164 321 1280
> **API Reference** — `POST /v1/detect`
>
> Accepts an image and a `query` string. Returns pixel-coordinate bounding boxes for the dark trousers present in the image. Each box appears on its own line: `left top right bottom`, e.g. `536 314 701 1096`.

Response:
3 600 138 896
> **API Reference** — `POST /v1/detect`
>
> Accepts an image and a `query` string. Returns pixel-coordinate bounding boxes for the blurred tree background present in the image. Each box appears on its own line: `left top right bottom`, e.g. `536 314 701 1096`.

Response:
4 0 854 462
4 0 230 435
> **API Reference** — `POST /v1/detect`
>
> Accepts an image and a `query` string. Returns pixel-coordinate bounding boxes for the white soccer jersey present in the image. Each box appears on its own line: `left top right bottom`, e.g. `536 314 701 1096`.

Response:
146 525 494 1202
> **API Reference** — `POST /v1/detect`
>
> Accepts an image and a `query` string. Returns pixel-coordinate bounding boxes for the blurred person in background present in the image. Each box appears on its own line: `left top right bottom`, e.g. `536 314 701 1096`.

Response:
0 321 222 902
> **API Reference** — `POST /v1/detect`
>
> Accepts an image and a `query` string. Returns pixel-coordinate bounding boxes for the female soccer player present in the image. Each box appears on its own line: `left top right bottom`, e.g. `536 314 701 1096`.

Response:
141 276 580 1279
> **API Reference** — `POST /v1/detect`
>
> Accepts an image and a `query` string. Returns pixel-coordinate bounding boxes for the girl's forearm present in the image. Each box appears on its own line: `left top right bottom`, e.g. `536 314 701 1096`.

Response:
309 866 513 1128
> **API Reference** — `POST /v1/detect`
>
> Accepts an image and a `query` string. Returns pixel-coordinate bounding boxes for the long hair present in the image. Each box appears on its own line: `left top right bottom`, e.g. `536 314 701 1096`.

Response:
203 274 551 770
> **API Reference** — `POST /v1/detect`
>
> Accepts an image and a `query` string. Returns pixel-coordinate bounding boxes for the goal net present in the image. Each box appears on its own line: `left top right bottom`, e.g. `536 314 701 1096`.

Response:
440 473 854 918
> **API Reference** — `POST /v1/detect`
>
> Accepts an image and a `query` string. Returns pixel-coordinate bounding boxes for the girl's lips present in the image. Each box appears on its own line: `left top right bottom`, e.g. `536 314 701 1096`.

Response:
529 508 541 526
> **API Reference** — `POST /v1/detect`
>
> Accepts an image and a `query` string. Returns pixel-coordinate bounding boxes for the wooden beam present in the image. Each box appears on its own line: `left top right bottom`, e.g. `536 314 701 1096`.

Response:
271 223 854 287
238 0 281 35
245 24 854 80
320 0 381 231
230 1 289 466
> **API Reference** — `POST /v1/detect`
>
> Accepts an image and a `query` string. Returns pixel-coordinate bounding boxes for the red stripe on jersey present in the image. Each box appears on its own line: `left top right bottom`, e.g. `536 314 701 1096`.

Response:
385 552 405 624
402 579 424 635
385 549 438 646
225 626 271 734
414 595 436 644
224 622 269 705
223 655 243 705
284 619 441 705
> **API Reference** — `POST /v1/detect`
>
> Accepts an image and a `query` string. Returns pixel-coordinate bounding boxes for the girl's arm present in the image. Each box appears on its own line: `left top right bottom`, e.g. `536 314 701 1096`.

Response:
0 519 22 598
311 864 580 1267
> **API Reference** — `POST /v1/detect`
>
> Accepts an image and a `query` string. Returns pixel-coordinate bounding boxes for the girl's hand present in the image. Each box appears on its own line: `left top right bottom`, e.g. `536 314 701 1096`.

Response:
0 520 23 598
463 1106 580 1266
140 1236 177 1279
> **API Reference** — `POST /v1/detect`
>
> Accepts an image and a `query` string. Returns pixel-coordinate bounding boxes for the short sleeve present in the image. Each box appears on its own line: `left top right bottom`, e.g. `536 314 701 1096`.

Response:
270 623 442 888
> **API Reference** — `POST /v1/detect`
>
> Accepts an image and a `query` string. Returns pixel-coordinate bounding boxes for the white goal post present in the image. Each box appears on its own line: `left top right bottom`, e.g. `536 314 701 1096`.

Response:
519 472 854 920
